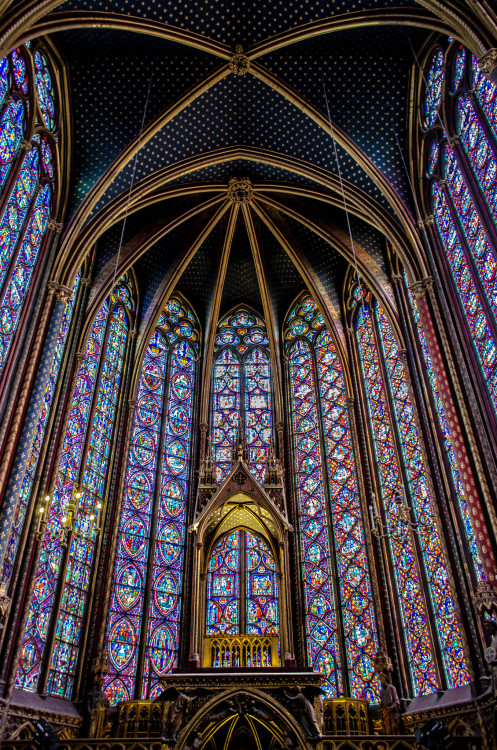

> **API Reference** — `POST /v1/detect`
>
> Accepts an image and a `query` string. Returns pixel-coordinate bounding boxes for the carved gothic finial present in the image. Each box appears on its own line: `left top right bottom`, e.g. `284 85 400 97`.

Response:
374 646 393 683
229 44 250 76
477 49 497 79
197 434 217 509
227 176 253 204
264 438 285 511
92 649 110 687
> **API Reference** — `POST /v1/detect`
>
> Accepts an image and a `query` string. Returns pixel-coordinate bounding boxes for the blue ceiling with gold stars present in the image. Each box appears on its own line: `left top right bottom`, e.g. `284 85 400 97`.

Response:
40 0 437 337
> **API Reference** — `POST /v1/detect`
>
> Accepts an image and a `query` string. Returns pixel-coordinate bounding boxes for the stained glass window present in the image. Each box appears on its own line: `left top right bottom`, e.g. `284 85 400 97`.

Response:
0 44 59 383
207 531 240 636
285 294 379 699
424 49 444 128
212 309 272 484
376 304 469 689
405 277 484 582
3 271 81 584
422 42 497 419
206 530 278 639
16 282 133 697
355 298 469 692
104 296 198 704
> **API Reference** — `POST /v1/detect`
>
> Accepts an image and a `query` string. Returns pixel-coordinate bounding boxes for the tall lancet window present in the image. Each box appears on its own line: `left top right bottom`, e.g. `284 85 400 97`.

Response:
285 294 379 700
420 43 497 414
3 270 81 585
212 308 272 483
355 294 469 694
16 278 134 699
104 296 199 704
0 43 60 379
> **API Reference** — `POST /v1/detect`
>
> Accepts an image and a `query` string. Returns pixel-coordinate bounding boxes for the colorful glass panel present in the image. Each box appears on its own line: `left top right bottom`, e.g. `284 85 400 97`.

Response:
289 338 342 697
0 98 24 190
0 183 51 376
456 96 497 218
0 148 39 293
246 531 279 636
431 181 497 410
104 330 168 704
452 46 465 91
105 296 198 704
244 348 271 482
33 51 55 131
0 57 8 107
213 309 272 482
356 304 439 695
405 278 484 582
424 49 444 128
48 305 129 698
206 531 240 636
143 340 195 699
315 328 379 700
471 55 497 140
11 49 28 96
443 144 497 318
212 348 240 482
377 304 469 688
3 271 80 584
16 304 108 691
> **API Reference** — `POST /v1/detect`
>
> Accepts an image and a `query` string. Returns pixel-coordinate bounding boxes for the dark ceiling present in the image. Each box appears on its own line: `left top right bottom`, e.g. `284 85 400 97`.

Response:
35 0 439 342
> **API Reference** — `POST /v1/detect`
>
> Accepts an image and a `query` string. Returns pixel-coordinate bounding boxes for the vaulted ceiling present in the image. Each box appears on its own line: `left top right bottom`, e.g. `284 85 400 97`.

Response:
9 0 493 352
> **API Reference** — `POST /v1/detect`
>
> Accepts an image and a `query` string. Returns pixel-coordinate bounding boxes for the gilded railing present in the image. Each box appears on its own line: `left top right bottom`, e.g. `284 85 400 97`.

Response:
323 698 370 735
203 635 279 667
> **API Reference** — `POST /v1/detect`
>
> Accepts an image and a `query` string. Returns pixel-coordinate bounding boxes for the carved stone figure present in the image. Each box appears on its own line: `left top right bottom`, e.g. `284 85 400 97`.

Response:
283 686 321 739
162 688 198 741
379 674 401 735
483 619 497 695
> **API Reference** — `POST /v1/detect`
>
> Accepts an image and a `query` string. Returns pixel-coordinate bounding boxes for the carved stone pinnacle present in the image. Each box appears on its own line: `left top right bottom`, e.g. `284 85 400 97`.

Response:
227 176 253 204
229 44 250 76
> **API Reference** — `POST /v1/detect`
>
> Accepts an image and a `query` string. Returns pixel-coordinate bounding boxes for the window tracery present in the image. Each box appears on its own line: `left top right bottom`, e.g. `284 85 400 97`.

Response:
104 296 199 704
285 294 379 699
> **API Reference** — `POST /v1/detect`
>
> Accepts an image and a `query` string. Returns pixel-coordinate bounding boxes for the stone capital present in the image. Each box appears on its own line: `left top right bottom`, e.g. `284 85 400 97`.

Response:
409 277 434 299
477 48 497 79
47 219 64 233
417 214 435 228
